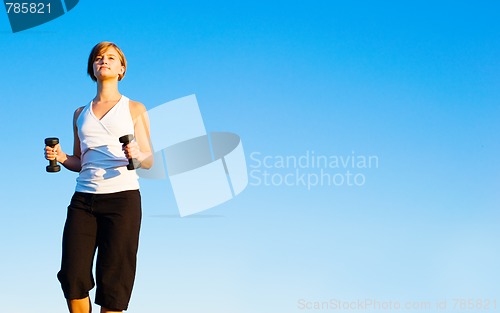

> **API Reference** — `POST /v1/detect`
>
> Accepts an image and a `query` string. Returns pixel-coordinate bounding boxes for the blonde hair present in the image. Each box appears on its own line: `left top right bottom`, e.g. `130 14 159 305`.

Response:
87 41 127 81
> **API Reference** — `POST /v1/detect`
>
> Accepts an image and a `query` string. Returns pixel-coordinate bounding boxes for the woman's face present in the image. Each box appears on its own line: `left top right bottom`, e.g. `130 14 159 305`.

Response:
92 47 125 82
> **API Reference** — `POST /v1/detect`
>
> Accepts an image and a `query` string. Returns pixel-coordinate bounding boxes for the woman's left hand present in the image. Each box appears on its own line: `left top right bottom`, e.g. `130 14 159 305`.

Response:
122 141 144 162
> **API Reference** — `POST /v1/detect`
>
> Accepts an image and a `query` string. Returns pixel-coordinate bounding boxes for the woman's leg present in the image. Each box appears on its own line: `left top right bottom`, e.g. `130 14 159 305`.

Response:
58 192 98 312
94 190 142 311
67 297 92 313
100 307 122 313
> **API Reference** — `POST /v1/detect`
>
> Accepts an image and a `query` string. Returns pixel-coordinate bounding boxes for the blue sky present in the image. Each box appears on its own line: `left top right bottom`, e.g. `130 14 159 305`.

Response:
1 1 499 312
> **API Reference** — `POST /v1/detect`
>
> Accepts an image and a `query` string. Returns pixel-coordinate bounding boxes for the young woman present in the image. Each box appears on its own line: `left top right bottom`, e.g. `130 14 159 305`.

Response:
45 41 153 313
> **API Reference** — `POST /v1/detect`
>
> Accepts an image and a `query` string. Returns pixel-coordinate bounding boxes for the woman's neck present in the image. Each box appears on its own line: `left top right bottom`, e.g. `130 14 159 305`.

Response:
95 80 121 102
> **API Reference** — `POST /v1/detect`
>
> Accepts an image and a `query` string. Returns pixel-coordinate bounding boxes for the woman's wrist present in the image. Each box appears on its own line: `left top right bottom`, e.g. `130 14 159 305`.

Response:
58 152 69 164
137 151 153 169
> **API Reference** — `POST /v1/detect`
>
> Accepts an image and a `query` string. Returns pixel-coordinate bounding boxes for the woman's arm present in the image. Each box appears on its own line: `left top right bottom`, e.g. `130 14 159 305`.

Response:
45 107 83 172
125 100 153 169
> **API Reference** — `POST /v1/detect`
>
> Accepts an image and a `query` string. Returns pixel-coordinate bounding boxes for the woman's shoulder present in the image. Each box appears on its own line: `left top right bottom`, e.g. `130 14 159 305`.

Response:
128 99 146 110
73 105 86 121
75 105 86 114
127 98 147 119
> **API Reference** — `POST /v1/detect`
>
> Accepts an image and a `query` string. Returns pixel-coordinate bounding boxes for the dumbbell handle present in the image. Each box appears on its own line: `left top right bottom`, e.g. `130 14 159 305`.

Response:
45 137 61 173
119 134 140 170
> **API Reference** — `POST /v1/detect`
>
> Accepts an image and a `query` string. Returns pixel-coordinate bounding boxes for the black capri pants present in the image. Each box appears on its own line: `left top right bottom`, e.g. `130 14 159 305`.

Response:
57 190 142 311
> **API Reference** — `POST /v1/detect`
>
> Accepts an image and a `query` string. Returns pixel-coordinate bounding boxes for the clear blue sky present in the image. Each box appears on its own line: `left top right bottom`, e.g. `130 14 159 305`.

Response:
1 1 499 312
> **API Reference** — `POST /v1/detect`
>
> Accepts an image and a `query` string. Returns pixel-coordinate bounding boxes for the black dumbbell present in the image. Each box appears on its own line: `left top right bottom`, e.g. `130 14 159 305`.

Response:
119 134 140 170
45 137 61 173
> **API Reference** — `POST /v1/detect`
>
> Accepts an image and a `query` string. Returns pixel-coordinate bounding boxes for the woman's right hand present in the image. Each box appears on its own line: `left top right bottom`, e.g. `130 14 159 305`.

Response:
45 143 64 163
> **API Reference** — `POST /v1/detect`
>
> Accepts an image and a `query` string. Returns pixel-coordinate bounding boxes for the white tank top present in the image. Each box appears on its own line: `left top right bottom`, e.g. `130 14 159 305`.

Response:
75 95 140 193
